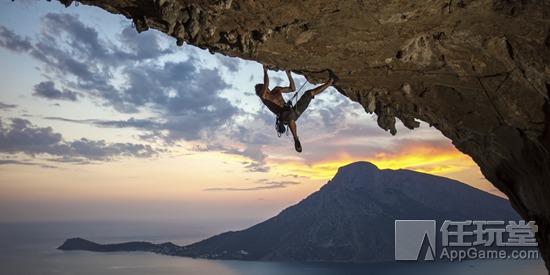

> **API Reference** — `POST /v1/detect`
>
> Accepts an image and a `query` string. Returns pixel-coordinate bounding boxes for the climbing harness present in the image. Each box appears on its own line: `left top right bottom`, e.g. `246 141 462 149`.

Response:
275 80 307 137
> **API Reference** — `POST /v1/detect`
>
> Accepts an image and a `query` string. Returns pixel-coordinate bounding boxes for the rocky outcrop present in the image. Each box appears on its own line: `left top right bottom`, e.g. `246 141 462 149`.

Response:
58 237 181 254
55 0 550 270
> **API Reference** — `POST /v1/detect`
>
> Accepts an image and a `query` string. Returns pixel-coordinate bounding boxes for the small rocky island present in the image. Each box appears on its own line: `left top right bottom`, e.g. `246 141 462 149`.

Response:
58 238 184 256
58 237 248 259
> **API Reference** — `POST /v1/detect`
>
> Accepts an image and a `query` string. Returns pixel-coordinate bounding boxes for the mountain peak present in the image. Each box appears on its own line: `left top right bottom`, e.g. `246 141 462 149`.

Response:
339 161 379 171
335 161 380 177
329 161 381 189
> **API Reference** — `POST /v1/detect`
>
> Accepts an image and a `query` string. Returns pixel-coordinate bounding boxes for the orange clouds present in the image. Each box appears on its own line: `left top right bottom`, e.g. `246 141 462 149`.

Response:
268 139 478 180
368 144 475 174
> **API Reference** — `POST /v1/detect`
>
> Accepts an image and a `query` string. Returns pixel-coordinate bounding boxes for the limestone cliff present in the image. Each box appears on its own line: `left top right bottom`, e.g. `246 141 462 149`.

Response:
55 0 550 270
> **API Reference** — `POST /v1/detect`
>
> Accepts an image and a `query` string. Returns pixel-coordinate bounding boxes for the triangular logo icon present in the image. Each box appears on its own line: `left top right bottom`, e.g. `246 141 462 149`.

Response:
395 220 436 261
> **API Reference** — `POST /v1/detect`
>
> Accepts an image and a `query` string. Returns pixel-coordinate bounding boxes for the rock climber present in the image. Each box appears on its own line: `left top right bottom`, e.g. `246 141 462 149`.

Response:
255 64 334 152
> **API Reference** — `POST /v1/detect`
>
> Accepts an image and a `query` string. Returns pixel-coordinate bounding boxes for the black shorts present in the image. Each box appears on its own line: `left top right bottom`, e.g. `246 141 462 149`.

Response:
280 90 314 122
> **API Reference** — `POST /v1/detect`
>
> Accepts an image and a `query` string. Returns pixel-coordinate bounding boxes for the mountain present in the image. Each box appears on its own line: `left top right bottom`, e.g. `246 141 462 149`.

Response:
59 162 520 262
181 162 519 262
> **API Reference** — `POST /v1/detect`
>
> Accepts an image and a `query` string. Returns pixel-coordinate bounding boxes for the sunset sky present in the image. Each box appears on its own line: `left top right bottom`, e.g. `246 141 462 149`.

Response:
0 2 502 226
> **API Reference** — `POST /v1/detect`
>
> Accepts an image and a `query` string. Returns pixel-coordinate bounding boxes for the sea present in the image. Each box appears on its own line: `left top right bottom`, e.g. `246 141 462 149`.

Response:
0 221 546 275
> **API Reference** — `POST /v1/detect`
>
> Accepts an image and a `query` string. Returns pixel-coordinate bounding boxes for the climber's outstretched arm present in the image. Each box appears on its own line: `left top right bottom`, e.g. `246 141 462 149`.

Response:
262 64 270 94
279 70 296 93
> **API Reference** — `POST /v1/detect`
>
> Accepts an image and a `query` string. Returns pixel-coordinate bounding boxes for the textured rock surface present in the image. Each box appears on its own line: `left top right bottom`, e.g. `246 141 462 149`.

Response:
57 0 550 269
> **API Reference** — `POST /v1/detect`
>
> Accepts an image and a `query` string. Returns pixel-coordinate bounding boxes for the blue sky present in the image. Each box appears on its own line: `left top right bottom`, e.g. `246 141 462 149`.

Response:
0 1 498 224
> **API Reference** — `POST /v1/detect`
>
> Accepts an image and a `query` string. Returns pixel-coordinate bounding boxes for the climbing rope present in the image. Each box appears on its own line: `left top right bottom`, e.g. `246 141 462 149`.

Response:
290 80 308 106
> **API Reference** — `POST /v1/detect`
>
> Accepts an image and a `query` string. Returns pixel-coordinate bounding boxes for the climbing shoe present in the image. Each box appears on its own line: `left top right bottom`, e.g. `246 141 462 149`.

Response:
294 138 302 153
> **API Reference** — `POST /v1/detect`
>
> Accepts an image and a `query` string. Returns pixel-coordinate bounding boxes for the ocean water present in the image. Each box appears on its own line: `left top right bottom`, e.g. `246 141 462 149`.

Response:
0 222 546 275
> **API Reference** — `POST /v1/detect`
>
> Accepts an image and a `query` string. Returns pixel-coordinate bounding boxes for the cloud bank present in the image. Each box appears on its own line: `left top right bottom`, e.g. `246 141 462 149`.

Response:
0 118 156 163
